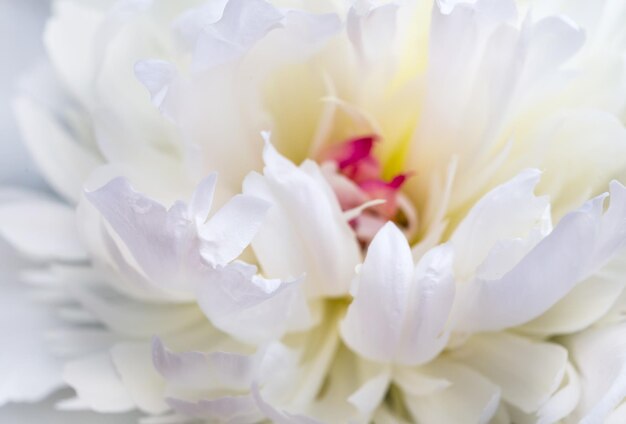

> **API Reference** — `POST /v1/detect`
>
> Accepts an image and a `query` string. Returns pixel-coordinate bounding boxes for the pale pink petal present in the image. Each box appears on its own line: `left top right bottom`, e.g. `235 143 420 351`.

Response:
166 395 260 422
152 337 258 392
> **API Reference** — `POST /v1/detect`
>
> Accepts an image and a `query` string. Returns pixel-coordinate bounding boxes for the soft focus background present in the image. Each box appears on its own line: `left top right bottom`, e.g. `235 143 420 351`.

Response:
0 1 139 421
0 0 48 190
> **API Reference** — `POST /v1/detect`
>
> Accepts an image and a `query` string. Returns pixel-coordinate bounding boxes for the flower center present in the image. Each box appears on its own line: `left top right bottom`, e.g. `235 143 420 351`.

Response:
319 135 418 244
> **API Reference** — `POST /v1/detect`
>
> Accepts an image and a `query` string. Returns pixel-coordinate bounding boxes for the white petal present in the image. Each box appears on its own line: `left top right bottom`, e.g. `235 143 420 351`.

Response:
0 242 63 406
167 395 260 421
139 413 189 424
607 402 626 424
191 0 283 70
152 337 258 392
85 177 181 288
196 262 304 344
13 96 101 203
172 1 226 49
523 15 585 82
348 372 391 416
98 220 188 302
243 142 361 298
396 243 455 366
519 253 626 336
404 360 500 424
564 322 626 423
0 198 87 261
340 223 413 363
529 109 626 219
536 363 580 424
347 2 398 67
62 352 135 413
251 384 322 424
451 169 548 279
71 287 205 338
450 332 568 413
43 0 103 104
341 224 454 366
198 194 270 266
457 181 626 332
110 342 168 414
188 173 217 226
414 0 517 181
393 369 451 397
134 60 178 109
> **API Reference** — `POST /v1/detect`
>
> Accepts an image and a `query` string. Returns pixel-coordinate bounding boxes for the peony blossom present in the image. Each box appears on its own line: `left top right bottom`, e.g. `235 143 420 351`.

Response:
2 0 626 422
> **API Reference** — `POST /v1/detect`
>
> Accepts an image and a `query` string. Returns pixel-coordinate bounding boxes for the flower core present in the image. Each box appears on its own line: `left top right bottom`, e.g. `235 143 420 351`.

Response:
320 135 418 244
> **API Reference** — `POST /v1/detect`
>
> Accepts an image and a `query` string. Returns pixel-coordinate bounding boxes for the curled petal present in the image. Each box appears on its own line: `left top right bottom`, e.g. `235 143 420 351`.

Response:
196 262 306 344
457 181 626 332
243 141 361 298
166 395 260 422
198 194 270 267
152 337 258 392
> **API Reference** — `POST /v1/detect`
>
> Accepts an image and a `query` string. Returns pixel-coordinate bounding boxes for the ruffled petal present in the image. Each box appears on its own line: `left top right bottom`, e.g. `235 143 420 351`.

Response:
190 0 283 71
198 194 270 266
243 141 361 298
152 337 258 392
196 262 306 344
85 177 182 290
457 181 626 332
451 169 549 279
166 395 260 422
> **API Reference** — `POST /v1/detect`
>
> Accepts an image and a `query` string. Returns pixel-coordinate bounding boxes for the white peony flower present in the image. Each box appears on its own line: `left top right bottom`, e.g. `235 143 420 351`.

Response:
3 0 626 422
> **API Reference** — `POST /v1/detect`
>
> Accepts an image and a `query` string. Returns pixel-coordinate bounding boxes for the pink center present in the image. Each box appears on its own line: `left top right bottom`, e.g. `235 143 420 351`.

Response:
320 135 416 244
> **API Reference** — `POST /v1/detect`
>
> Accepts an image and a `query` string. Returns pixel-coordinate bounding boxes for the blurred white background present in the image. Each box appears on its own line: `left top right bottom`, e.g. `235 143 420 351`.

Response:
0 0 49 190
0 1 139 422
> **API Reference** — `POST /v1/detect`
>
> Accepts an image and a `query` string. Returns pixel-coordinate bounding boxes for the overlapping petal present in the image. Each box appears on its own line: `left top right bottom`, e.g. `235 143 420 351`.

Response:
456 178 626 332
243 141 361 299
4 0 626 421
341 222 454 366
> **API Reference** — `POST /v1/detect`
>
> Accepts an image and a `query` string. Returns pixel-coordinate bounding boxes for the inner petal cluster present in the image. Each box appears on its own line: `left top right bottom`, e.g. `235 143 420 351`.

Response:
320 135 417 244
